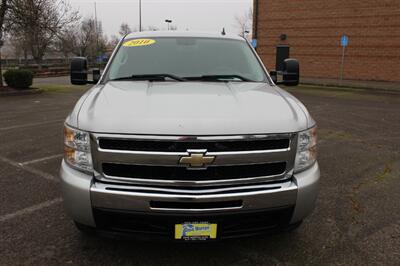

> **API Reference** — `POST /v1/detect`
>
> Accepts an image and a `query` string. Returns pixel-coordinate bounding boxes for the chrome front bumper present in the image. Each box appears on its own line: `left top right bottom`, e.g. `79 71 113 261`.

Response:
60 161 319 227
90 180 298 213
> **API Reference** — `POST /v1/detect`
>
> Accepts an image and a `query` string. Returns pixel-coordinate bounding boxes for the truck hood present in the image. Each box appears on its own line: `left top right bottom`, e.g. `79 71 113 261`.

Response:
73 81 310 135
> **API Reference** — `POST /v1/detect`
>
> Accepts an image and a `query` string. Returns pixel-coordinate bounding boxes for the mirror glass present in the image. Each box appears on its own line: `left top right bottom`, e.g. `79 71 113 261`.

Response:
70 57 88 85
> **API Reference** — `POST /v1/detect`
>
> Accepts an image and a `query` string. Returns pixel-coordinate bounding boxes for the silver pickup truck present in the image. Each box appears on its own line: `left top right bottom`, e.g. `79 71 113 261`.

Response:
61 32 319 241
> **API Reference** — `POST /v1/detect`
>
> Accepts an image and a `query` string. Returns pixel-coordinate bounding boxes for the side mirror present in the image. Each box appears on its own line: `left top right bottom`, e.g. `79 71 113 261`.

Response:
70 57 88 85
282 58 299 86
70 57 101 85
270 59 300 86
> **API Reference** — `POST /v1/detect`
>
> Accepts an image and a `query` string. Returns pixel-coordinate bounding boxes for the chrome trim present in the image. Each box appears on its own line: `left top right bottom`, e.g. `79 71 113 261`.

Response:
92 133 293 142
98 180 292 195
93 183 295 200
90 133 298 186
90 180 298 213
98 171 292 187
149 206 243 212
94 148 291 167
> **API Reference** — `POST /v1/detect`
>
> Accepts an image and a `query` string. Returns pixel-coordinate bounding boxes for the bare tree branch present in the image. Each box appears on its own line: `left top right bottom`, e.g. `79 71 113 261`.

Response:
234 7 253 39
0 0 9 87
119 23 131 36
8 0 79 68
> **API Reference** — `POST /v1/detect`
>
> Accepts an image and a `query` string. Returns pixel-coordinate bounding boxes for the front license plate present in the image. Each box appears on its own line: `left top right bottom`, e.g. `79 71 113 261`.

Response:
175 222 217 240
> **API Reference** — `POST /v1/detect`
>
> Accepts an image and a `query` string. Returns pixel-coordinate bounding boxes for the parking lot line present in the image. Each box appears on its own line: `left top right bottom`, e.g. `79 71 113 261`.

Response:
0 198 62 223
0 119 64 131
20 154 63 166
0 156 59 182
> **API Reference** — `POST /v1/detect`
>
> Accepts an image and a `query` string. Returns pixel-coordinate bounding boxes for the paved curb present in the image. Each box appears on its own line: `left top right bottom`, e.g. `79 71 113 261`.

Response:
0 88 44 97
298 83 400 96
301 78 400 93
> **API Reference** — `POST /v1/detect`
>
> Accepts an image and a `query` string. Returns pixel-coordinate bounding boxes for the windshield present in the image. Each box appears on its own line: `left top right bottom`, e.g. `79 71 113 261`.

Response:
106 37 267 82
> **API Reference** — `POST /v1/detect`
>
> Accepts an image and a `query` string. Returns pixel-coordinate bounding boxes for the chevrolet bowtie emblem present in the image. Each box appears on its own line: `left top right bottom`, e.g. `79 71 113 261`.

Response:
179 152 215 168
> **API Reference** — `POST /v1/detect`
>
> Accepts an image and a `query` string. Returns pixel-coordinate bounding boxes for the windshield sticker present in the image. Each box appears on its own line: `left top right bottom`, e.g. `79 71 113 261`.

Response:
123 39 156 47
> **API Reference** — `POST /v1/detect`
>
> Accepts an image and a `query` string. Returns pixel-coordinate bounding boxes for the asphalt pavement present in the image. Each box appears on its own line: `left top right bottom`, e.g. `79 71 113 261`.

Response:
0 80 399 265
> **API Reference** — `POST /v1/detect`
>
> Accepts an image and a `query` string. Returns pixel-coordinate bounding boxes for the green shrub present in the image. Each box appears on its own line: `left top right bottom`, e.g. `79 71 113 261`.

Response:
3 69 34 89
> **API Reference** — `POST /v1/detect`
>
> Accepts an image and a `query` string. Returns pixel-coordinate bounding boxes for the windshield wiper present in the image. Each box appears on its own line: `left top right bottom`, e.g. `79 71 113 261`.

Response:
110 74 185 82
184 75 253 82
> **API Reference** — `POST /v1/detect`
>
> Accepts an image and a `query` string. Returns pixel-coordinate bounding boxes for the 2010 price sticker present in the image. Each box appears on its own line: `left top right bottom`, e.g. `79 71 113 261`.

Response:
123 39 156 47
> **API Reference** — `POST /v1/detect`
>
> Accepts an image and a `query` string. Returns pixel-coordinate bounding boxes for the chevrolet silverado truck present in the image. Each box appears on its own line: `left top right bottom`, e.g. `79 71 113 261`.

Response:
61 32 319 241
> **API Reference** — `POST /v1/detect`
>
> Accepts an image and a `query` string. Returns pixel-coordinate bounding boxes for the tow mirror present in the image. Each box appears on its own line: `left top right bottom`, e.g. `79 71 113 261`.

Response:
70 57 88 85
70 57 101 85
282 58 299 86
270 58 300 86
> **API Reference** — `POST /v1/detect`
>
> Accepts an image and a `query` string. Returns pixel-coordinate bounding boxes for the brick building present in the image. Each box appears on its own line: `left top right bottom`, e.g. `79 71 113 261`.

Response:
252 0 400 83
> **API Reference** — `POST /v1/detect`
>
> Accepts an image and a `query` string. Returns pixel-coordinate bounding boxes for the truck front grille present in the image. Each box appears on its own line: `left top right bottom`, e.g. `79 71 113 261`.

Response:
91 133 297 186
102 162 286 181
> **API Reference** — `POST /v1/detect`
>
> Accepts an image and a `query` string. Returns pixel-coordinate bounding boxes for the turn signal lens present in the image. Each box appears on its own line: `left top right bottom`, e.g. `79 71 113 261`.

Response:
64 125 93 173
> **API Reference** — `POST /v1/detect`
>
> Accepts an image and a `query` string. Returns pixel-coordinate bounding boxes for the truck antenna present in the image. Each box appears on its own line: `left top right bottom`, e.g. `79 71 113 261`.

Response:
221 28 226 36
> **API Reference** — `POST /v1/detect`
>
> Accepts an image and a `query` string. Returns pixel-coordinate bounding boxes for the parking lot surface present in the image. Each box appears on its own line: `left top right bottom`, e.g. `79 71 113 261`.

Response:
0 84 399 265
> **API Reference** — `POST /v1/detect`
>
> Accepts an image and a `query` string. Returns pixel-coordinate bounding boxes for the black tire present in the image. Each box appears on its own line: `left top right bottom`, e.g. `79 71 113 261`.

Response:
74 221 96 236
281 220 303 232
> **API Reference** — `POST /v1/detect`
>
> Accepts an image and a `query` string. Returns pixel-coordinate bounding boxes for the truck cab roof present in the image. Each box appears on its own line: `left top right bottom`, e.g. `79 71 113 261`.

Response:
124 31 246 41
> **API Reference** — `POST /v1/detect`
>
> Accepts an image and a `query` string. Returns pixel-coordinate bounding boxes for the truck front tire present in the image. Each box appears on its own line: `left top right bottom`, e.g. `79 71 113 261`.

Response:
281 220 303 232
74 221 96 235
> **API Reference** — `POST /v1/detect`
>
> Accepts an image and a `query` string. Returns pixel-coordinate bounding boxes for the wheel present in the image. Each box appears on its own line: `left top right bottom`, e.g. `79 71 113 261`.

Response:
281 220 303 232
74 221 96 235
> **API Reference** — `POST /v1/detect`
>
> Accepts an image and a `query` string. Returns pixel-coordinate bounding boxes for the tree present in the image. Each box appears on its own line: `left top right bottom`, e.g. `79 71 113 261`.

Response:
119 22 131 36
146 25 159 31
76 18 96 57
8 34 29 63
108 34 120 47
0 0 9 87
75 17 107 62
8 0 79 68
55 25 77 62
234 7 253 39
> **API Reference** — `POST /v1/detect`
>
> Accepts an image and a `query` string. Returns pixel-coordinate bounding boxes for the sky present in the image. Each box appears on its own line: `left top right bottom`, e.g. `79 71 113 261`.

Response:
69 0 252 37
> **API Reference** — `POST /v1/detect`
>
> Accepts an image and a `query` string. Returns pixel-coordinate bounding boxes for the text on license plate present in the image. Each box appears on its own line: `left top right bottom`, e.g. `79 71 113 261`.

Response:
175 222 217 240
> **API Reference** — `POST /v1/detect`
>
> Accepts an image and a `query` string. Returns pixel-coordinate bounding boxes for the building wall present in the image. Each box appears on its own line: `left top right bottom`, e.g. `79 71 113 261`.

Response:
253 0 400 82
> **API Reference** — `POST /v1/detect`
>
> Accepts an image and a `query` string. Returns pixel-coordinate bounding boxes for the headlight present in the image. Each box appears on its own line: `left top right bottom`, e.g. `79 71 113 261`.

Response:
294 126 317 172
64 125 93 173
